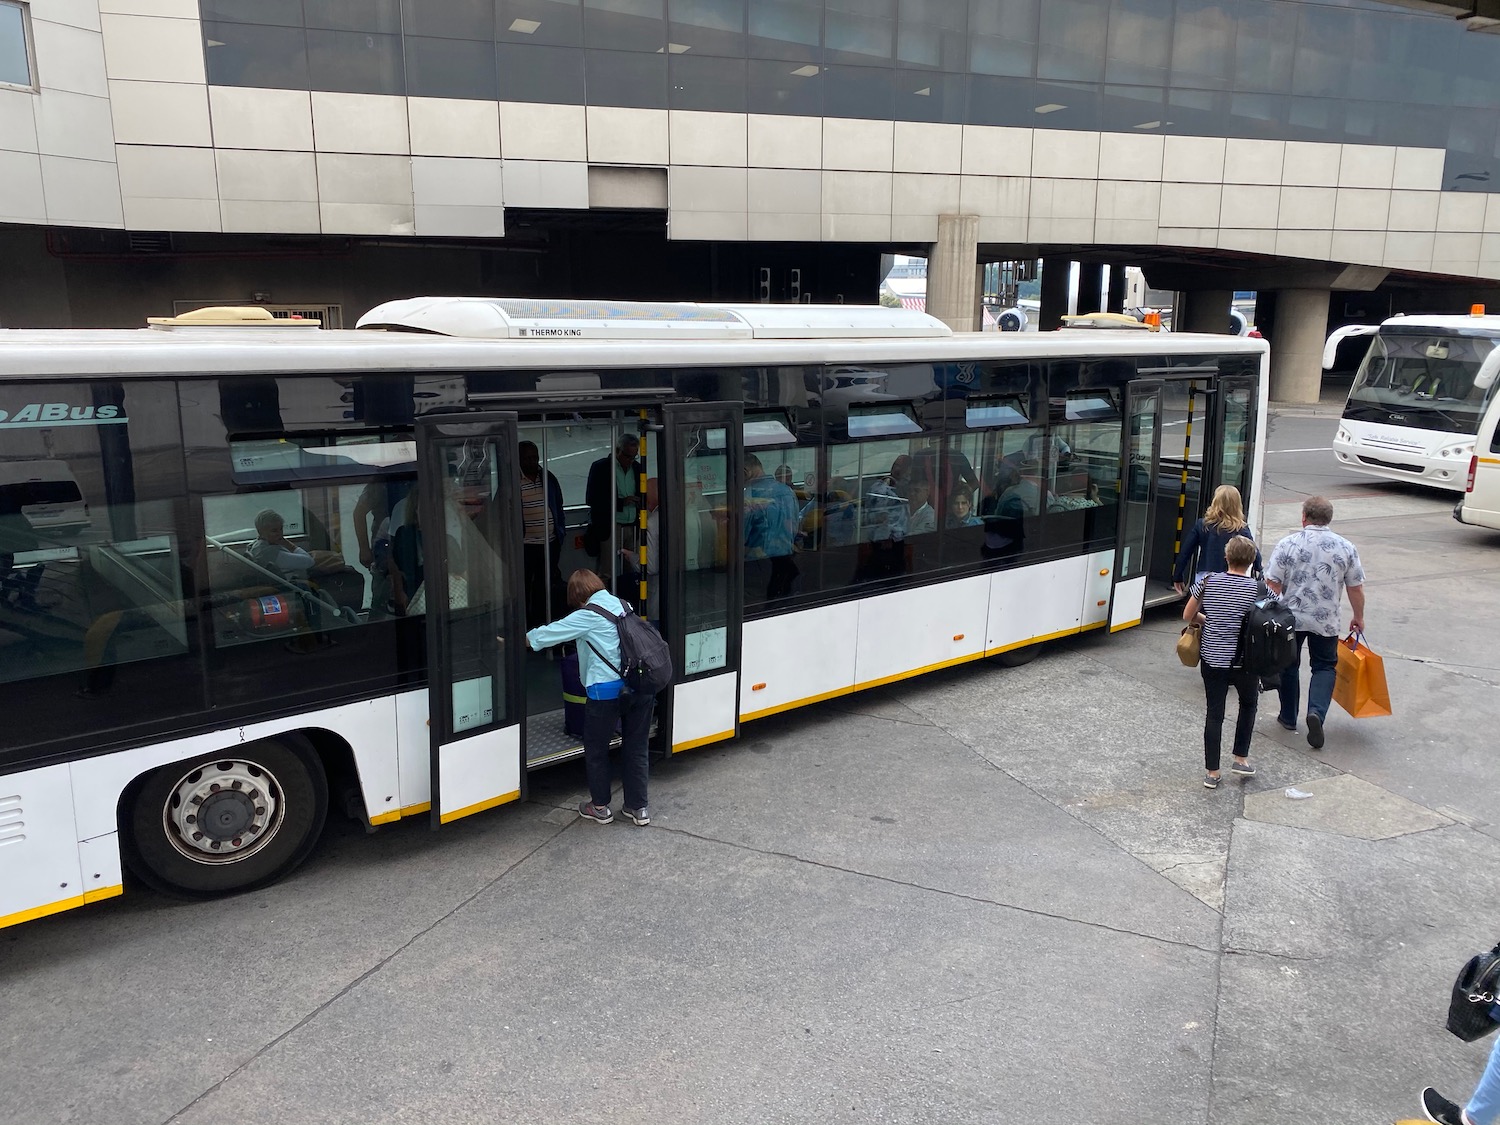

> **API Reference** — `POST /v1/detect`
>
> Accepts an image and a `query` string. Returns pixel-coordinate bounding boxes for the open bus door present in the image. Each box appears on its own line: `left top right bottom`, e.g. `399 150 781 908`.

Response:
1108 381 1162 632
659 402 743 755
416 413 528 826
1210 373 1259 515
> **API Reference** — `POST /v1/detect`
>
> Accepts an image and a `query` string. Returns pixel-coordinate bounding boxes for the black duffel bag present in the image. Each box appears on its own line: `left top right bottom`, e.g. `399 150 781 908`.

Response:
1447 942 1500 1042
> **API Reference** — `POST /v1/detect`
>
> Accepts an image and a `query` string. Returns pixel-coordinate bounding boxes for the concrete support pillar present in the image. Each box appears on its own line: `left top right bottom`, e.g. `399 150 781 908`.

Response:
1039 256 1070 331
1177 288 1234 334
1267 288 1331 404
1106 265 1127 314
926 213 980 331
1076 263 1105 315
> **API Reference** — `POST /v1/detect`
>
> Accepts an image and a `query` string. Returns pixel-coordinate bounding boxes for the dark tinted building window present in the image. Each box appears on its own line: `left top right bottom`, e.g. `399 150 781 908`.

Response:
747 57 824 116
401 0 494 39
498 43 587 102
1037 0 1106 83
584 0 666 52
670 53 748 113
584 48 668 109
669 0 746 56
498 0 585 47
304 0 402 32
306 29 405 95
203 23 310 89
406 36 499 100
822 63 893 119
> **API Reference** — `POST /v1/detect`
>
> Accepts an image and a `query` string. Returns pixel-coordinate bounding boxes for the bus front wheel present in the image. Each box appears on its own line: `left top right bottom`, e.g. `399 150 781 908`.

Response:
122 735 328 898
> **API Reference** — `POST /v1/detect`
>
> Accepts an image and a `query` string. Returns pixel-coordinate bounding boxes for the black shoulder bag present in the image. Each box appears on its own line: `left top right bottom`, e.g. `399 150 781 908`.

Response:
1447 942 1500 1042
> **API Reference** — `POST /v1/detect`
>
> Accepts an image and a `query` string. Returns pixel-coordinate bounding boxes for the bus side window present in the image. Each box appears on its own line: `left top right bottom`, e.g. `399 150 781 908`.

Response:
202 483 395 649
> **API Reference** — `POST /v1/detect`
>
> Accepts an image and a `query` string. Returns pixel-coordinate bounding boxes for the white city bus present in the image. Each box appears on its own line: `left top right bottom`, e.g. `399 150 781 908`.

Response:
0 298 1267 929
1331 310 1500 491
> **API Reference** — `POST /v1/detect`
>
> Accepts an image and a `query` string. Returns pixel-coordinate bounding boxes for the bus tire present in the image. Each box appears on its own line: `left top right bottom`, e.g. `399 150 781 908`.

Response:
121 735 328 899
992 643 1041 667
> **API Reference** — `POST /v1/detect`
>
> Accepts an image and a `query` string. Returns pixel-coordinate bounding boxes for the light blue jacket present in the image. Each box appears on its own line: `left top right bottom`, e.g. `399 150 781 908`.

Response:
526 591 626 698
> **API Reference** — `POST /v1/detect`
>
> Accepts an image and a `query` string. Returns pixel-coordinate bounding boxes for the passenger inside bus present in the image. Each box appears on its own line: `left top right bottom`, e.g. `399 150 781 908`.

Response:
743 454 800 600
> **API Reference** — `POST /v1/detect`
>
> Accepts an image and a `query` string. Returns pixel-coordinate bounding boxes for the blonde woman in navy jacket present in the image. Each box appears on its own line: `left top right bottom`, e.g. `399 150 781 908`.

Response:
1173 484 1261 594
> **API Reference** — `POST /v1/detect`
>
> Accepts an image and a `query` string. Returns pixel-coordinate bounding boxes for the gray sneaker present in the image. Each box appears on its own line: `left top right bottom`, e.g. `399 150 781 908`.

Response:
578 801 613 824
620 806 650 826
1230 760 1257 776
1203 773 1220 790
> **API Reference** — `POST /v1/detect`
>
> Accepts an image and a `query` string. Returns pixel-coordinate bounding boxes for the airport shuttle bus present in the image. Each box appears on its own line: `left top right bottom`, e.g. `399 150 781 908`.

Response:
1332 310 1500 491
0 299 1267 928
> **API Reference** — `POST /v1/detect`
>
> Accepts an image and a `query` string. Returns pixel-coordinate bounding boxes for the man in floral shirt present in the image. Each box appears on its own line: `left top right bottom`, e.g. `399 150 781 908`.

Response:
1265 496 1367 750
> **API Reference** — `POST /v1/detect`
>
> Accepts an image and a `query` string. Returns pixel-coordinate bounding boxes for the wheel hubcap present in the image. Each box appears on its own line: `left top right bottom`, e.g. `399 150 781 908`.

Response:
163 759 285 865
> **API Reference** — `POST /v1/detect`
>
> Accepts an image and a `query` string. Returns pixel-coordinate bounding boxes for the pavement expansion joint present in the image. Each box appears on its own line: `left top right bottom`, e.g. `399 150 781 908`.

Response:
1241 774 1456 840
654 823 1221 956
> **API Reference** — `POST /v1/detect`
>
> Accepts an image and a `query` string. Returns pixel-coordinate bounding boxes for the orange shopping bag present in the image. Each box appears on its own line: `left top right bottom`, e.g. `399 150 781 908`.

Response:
1333 631 1392 719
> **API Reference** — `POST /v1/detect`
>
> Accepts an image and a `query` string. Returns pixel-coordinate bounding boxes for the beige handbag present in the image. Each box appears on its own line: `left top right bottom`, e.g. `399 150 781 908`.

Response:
1177 624 1201 667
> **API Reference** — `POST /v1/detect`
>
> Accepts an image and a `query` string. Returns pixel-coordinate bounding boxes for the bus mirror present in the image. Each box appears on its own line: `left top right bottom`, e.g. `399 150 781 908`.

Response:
1473 349 1500 391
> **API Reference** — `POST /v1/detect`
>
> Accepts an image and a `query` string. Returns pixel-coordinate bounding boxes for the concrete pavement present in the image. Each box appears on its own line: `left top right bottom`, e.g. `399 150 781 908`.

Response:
3 427 1498 1124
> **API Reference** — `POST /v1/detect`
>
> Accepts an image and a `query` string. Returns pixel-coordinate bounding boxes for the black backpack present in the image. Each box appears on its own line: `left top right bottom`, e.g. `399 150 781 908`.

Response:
1236 584 1298 678
585 602 674 695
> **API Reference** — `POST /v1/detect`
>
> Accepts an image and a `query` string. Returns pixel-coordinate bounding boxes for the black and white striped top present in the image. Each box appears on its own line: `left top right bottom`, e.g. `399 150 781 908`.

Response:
1192 572 1260 669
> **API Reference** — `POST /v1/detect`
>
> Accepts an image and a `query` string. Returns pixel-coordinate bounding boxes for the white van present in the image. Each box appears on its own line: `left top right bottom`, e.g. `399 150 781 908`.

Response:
1455 384 1500 530
0 460 90 534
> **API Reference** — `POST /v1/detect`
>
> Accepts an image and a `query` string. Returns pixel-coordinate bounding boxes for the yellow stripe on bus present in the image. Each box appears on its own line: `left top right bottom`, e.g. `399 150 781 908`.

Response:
0 881 128 930
438 789 521 824
1 893 87 930
1479 456 1500 465
1110 617 1142 632
672 729 736 753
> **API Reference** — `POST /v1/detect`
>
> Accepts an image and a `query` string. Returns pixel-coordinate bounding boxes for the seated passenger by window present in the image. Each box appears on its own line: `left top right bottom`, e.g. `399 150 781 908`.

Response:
947 492 982 528
905 480 937 536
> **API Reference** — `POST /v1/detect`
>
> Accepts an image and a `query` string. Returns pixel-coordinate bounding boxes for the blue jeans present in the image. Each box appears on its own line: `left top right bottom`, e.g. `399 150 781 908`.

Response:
1277 631 1340 726
1469 1030 1500 1124
583 690 654 811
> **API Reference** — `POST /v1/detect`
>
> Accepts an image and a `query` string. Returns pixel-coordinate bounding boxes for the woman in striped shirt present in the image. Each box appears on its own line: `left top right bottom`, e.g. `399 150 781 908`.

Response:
1183 535 1261 789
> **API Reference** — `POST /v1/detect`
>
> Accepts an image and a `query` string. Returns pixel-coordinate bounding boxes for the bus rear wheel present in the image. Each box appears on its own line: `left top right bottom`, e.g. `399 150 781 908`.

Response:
122 735 328 899
992 642 1042 667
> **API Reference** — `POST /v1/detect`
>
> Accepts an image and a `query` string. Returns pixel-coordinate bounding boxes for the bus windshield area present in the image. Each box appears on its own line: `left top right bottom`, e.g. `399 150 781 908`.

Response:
1343 332 1500 433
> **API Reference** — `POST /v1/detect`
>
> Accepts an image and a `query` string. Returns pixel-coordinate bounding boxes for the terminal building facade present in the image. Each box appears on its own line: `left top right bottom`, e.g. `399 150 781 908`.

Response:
5 0 1500 398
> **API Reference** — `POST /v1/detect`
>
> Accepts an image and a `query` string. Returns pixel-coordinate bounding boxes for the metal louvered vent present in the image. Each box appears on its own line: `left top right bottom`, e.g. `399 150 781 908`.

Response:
128 232 173 254
0 793 24 847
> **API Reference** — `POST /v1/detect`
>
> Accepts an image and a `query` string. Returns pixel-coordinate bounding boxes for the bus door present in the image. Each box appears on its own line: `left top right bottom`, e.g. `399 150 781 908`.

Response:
1108 381 1162 631
1209 373 1258 512
659 402 743 754
416 413 527 826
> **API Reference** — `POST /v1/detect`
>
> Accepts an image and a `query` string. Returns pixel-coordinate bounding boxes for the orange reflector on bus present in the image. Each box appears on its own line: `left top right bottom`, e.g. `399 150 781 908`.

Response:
751 682 767 691
953 634 965 642
1473 304 1487 316
1097 600 1107 607
1099 568 1109 576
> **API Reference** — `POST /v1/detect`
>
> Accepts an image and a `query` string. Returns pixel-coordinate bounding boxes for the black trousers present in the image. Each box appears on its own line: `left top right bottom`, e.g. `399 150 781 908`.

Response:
523 541 563 630
1200 663 1258 772
583 691 654 811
